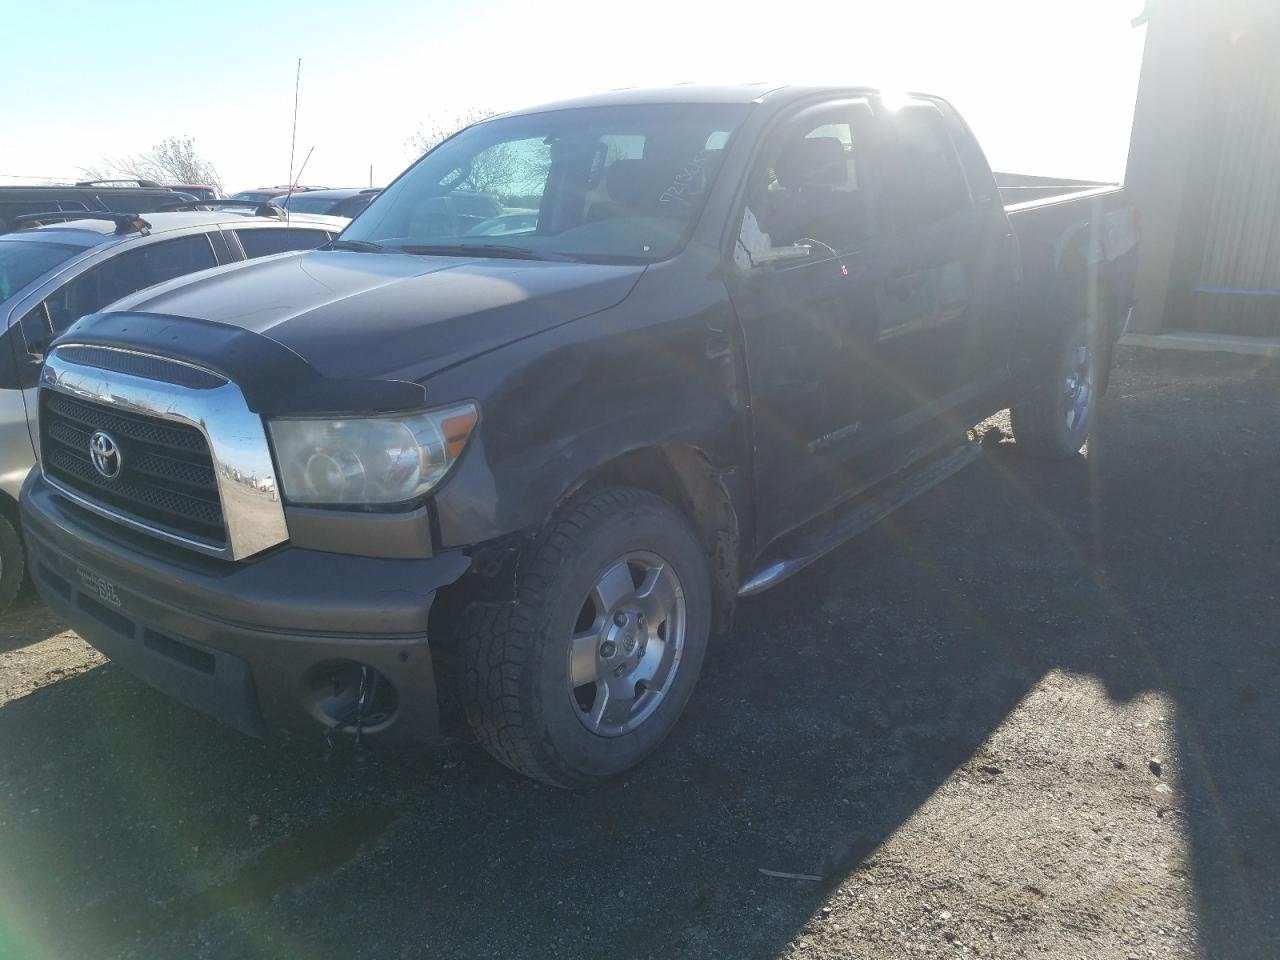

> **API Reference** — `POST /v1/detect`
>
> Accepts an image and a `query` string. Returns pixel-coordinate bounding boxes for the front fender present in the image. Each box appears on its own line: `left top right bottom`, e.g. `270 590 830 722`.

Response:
426 259 748 550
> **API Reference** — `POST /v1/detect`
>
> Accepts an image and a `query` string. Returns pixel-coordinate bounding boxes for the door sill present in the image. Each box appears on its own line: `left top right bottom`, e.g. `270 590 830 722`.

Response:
739 441 982 597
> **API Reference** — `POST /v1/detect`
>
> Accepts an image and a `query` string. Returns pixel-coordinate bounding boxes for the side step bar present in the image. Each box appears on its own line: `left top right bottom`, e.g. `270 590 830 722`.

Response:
738 442 983 597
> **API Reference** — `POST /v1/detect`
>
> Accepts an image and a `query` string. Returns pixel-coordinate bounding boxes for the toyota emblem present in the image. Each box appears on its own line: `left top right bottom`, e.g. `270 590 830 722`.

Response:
89 430 123 480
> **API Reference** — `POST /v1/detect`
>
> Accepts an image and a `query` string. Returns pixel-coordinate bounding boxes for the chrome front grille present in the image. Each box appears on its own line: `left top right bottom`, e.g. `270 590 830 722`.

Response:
38 344 289 561
40 392 226 544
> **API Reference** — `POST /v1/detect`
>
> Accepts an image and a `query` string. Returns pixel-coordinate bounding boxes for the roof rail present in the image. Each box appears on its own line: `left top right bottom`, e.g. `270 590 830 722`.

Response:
75 179 164 188
10 211 152 235
359 188 382 194
159 198 285 219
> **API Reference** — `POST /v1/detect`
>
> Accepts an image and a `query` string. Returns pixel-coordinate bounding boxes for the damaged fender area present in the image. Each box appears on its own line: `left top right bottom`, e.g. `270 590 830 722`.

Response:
424 255 754 634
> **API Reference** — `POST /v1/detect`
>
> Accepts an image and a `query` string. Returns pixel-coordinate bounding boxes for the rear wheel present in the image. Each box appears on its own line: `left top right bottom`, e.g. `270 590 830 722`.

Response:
1011 315 1100 459
460 487 711 787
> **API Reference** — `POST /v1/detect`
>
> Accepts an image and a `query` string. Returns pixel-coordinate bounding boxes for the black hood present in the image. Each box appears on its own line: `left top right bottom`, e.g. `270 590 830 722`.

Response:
105 250 644 381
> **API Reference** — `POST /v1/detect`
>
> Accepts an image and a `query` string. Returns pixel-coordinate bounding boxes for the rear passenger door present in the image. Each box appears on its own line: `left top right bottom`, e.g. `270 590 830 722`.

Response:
874 98 1013 421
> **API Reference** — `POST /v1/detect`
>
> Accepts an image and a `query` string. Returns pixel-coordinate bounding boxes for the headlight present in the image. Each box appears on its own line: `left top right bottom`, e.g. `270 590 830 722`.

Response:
268 403 478 506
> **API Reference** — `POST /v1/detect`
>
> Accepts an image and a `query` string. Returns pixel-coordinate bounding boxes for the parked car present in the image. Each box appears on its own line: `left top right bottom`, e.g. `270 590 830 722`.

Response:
165 183 222 202
222 186 329 204
17 85 1138 787
0 184 195 232
0 208 347 611
274 188 381 218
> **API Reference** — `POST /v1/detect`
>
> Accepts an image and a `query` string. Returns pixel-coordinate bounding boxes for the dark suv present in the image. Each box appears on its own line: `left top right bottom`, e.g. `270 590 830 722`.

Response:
274 188 381 218
0 184 193 232
17 85 1137 787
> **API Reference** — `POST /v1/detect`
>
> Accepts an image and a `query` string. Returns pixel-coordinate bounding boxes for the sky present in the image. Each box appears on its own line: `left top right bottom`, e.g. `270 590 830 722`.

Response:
3 0 1147 192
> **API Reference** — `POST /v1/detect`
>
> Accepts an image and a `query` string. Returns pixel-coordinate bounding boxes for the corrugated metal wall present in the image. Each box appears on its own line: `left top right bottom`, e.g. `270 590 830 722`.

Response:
1190 35 1280 336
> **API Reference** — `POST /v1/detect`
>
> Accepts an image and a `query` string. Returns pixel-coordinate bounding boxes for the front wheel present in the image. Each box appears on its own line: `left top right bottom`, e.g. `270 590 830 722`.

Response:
1010 317 1100 459
460 487 711 787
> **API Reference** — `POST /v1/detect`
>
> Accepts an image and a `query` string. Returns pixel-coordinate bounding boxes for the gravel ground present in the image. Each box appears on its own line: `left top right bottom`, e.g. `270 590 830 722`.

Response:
0 345 1277 960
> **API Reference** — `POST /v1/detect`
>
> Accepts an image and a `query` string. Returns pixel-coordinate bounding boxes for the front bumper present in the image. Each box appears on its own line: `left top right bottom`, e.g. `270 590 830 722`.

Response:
21 473 470 743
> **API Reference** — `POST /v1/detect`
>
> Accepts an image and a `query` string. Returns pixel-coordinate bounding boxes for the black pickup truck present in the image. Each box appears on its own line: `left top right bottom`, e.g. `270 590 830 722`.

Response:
14 84 1138 787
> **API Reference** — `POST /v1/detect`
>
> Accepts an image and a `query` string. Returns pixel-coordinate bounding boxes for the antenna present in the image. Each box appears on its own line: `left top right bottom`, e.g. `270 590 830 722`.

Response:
292 146 315 189
285 58 302 205
285 145 314 239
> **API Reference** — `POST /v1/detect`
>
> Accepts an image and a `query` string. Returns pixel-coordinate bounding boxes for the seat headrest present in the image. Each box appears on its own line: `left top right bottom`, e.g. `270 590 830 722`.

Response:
776 137 847 189
605 159 656 207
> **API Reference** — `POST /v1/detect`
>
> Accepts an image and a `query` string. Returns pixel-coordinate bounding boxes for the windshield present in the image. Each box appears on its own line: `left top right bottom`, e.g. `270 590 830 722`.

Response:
0 238 84 302
277 194 341 214
343 104 748 263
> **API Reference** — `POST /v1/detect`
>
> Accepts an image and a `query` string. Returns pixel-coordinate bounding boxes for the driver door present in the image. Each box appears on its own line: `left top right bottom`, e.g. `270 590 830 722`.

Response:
729 99 938 547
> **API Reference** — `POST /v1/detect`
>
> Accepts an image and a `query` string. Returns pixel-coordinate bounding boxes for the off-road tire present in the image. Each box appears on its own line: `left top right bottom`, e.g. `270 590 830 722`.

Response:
460 486 711 788
1011 309 1103 460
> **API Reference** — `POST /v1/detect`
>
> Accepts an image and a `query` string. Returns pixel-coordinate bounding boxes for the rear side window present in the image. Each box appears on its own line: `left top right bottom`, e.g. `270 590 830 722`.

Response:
235 228 330 259
42 234 217 333
332 195 375 218
882 102 972 229
0 239 83 300
0 201 62 231
278 195 338 214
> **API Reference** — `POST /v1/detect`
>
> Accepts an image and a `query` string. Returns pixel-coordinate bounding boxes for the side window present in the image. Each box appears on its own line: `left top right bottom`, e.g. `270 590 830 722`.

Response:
0 201 59 230
43 234 216 333
235 228 330 259
882 102 972 229
334 195 373 218
17 303 55 355
735 102 880 268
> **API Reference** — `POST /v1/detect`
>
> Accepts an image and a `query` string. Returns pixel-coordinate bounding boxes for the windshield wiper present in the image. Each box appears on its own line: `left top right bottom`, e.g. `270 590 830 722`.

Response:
394 243 570 262
326 238 384 252
558 251 655 265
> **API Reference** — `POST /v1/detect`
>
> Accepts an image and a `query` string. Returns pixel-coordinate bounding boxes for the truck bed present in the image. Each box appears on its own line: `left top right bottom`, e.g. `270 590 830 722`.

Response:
1000 177 1136 267
999 174 1140 381
994 171 1116 206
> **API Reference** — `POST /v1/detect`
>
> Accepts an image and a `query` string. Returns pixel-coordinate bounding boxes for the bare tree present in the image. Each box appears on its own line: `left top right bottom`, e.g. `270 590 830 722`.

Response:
406 108 549 205
406 107 497 156
81 137 223 190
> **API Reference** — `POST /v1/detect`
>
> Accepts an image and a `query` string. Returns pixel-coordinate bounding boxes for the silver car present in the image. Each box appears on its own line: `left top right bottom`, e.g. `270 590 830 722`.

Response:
0 208 349 611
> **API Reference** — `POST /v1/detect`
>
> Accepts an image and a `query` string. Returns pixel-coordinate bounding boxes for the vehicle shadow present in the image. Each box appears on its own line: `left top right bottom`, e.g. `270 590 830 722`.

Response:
0 588 70 655
0 350 1275 959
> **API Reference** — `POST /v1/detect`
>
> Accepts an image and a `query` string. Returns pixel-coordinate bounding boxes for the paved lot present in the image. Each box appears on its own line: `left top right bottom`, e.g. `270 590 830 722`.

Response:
1 346 1277 960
